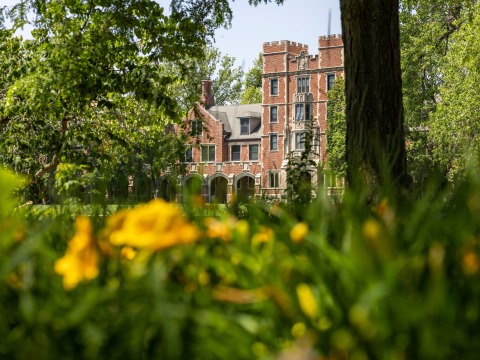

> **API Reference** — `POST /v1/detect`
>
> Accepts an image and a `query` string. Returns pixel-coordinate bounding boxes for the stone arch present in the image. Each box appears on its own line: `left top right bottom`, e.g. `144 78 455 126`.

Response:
183 173 205 185
234 173 256 202
183 174 206 202
208 173 229 204
158 175 177 202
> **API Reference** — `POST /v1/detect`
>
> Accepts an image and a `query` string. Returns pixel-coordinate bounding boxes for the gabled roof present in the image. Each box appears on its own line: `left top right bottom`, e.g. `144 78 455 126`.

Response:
207 103 262 140
207 110 231 132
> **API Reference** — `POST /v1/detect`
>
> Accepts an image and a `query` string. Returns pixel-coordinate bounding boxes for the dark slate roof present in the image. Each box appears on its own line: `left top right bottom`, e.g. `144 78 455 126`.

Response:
207 110 231 132
207 103 262 140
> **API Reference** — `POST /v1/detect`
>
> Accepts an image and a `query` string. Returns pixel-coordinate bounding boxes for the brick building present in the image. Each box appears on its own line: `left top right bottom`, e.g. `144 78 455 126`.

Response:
160 34 344 203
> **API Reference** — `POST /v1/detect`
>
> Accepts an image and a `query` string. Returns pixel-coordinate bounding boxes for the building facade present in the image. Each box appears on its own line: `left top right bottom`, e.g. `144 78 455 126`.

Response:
160 34 344 203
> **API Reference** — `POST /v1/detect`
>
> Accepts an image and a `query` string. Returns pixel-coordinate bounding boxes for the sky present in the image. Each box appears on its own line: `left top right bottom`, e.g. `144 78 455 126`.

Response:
214 0 341 72
2 0 342 72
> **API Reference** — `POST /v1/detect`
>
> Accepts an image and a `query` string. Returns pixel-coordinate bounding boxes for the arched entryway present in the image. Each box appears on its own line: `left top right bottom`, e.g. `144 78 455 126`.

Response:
184 174 204 201
209 174 228 204
235 174 256 202
158 176 177 202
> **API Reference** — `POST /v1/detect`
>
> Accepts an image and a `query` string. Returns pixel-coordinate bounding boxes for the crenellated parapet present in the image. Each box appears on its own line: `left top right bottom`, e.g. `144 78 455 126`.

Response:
263 40 309 56
318 34 343 49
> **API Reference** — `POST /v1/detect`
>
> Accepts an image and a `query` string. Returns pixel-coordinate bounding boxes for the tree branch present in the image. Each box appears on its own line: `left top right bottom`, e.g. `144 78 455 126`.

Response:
436 20 465 47
35 155 59 178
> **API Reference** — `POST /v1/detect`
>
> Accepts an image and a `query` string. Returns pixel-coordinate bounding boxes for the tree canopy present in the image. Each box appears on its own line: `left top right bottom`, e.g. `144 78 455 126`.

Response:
326 76 347 177
8 0 480 202
169 46 244 110
400 1 480 181
0 0 244 202
240 53 263 104
429 3 480 180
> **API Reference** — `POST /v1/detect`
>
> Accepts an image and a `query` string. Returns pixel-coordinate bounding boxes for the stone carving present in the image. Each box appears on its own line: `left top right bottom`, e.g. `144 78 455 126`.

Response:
295 121 305 130
298 51 309 70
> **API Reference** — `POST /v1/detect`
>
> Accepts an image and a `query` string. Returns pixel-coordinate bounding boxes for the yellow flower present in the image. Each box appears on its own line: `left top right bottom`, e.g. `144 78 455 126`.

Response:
120 246 137 260
198 271 210 285
296 283 318 319
252 226 274 245
54 216 99 290
235 220 250 240
362 218 381 241
291 322 307 338
108 200 200 251
204 216 236 241
269 203 284 217
290 222 309 243
105 209 129 233
463 249 479 275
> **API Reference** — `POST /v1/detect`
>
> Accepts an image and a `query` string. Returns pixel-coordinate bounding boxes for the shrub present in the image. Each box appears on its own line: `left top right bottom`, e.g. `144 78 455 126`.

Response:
1 168 480 359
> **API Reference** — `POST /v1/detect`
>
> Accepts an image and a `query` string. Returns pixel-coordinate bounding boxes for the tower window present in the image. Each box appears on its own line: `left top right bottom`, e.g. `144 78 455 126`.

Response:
295 104 311 121
295 132 306 150
297 77 310 93
270 134 278 151
327 74 336 91
270 78 278 96
270 106 278 123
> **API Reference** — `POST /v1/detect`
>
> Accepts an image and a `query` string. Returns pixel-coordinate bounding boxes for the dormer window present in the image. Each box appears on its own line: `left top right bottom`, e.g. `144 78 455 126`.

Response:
238 112 261 136
297 77 310 93
240 118 249 135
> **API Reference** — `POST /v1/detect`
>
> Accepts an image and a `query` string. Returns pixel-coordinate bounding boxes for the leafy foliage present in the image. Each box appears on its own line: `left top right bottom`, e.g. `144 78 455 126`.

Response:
284 123 318 209
400 0 480 182
169 45 244 111
326 76 347 177
240 53 262 104
0 0 238 203
3 168 480 359
428 3 480 180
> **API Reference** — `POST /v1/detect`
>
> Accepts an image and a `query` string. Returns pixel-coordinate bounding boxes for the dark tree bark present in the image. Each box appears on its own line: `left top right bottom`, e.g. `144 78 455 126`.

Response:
340 0 409 196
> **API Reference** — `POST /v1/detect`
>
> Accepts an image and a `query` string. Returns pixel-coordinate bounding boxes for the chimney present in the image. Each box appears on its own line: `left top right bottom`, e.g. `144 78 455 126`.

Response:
200 80 215 108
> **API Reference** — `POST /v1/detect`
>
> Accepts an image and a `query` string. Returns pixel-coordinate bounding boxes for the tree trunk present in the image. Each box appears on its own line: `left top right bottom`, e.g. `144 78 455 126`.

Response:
340 0 409 196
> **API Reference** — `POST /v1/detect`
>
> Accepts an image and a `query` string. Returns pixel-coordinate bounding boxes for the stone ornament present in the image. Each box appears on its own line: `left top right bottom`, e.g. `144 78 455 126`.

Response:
298 51 309 70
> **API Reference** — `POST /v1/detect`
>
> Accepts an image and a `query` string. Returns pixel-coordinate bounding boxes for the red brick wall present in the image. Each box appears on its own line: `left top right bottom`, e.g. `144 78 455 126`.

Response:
186 105 225 166
261 34 344 183
166 34 344 199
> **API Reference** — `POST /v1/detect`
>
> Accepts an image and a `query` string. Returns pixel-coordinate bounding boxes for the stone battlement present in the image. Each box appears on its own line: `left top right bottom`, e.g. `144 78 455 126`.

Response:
263 40 309 56
263 40 309 48
319 34 343 48
319 34 342 40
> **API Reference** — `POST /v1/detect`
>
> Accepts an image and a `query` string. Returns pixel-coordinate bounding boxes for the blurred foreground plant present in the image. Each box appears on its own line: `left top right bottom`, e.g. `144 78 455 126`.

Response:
1 168 480 359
